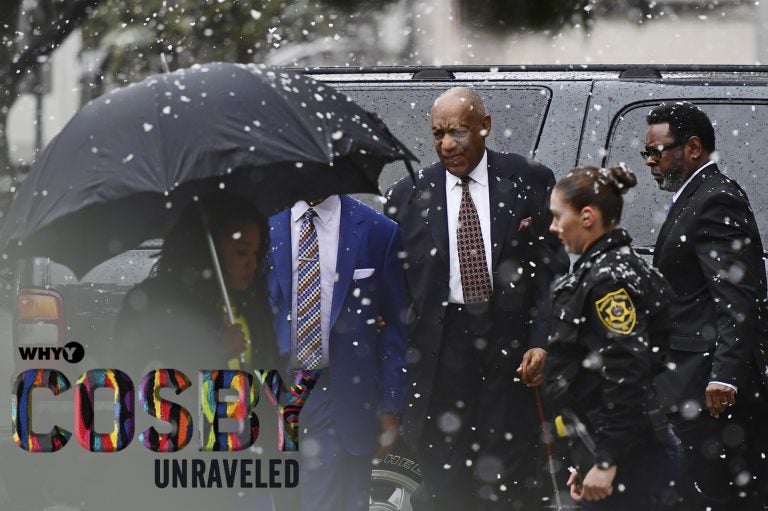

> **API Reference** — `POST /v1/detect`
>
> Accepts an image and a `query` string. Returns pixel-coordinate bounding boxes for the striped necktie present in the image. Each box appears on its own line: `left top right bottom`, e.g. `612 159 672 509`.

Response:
296 208 322 369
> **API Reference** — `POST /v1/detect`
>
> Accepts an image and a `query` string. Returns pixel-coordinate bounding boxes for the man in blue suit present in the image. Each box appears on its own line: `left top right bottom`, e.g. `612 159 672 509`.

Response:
267 194 409 511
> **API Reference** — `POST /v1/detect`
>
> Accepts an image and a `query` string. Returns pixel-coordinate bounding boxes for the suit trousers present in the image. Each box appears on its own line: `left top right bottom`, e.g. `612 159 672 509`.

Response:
672 401 768 511
294 369 373 511
412 304 546 511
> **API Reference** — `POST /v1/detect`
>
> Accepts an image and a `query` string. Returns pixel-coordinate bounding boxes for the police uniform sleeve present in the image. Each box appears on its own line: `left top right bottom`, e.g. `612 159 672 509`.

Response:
587 280 655 467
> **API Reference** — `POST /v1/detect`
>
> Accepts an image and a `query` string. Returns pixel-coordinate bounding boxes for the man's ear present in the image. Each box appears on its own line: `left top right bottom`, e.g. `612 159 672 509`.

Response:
686 136 703 161
480 115 491 138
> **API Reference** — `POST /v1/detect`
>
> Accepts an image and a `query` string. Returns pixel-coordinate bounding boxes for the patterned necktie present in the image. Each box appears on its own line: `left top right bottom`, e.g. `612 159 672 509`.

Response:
457 176 492 303
296 208 322 369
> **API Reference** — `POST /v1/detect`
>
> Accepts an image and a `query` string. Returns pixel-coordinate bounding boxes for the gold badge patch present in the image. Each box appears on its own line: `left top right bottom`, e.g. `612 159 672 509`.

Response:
595 288 636 335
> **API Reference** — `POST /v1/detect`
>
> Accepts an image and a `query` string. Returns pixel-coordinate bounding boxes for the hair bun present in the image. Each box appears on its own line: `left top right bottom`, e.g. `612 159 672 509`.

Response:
606 164 637 194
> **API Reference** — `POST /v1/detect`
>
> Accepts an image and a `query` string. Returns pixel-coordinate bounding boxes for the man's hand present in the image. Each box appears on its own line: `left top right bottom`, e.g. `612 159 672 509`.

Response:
376 413 400 458
706 383 736 418
517 347 547 387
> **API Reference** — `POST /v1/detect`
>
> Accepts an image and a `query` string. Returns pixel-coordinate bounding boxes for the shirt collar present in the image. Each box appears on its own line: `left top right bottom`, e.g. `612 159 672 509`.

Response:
291 195 340 225
446 150 488 189
672 160 715 203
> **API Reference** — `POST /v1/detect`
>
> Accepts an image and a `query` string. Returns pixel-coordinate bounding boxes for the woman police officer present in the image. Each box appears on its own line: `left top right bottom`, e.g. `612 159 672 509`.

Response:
543 165 681 510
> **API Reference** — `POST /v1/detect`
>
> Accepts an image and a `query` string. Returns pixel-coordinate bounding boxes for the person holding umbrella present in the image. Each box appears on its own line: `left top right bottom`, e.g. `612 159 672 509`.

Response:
0 63 416 378
114 192 278 377
0 62 416 511
543 165 681 510
113 192 288 510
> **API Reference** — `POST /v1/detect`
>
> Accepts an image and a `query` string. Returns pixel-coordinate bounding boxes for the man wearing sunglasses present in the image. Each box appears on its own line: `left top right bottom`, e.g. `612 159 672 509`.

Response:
644 101 768 510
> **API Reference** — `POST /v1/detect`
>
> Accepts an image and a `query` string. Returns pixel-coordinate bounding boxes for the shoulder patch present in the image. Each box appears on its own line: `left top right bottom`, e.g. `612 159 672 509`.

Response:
594 288 636 335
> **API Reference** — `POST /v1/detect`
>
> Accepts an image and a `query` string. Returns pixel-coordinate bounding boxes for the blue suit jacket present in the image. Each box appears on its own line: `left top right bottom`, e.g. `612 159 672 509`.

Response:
267 195 409 455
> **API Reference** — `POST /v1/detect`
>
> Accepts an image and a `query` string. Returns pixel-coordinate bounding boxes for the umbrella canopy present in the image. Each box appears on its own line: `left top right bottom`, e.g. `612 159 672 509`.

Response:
0 62 415 278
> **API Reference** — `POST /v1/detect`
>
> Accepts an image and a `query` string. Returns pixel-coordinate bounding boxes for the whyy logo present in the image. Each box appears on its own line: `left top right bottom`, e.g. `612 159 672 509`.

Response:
18 341 85 363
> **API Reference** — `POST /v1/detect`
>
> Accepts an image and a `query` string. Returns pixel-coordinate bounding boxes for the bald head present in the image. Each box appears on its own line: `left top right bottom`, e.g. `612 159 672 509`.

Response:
431 87 491 177
433 87 487 121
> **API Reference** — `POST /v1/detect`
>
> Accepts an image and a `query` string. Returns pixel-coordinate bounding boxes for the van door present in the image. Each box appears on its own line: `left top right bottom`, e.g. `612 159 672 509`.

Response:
581 80 768 252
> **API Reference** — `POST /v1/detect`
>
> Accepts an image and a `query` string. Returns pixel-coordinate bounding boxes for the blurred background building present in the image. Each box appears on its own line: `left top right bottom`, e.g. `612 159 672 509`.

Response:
4 0 768 170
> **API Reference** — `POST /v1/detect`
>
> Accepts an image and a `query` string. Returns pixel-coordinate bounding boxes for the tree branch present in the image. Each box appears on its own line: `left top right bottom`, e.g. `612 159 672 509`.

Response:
0 0 22 32
10 0 104 81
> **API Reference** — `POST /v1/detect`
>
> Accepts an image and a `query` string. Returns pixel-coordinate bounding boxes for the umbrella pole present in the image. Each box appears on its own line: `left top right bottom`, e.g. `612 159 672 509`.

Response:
205 229 236 325
160 52 171 74
198 206 235 324
200 206 250 368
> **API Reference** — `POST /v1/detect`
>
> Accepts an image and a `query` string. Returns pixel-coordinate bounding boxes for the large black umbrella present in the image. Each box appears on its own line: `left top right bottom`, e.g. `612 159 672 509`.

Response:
0 62 415 279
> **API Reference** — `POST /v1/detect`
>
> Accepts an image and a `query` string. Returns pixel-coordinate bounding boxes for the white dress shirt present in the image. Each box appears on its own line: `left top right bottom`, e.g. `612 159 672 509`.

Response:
445 150 493 304
290 195 340 369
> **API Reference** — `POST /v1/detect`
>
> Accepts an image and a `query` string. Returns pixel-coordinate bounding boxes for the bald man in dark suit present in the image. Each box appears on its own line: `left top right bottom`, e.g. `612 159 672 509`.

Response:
386 87 568 510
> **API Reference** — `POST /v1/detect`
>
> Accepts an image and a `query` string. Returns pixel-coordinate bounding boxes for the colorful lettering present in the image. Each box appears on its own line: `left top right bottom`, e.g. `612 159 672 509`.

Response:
12 369 71 452
74 369 134 452
138 369 193 452
199 370 258 451
256 369 319 451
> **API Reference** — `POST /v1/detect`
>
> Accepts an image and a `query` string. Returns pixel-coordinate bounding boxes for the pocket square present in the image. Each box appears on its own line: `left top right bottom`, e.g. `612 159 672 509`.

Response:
518 216 533 231
352 268 375 279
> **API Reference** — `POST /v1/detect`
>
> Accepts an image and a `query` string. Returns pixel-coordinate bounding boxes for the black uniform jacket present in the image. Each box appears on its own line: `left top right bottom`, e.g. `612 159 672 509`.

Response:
544 228 674 466
653 164 768 406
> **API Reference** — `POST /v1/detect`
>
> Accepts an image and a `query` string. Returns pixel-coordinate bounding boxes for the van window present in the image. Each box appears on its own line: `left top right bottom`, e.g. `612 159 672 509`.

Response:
48 246 158 288
41 248 159 364
341 86 551 191
605 102 768 249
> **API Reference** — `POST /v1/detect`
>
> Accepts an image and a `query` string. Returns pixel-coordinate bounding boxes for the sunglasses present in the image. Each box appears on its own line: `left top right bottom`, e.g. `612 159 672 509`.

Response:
640 140 685 161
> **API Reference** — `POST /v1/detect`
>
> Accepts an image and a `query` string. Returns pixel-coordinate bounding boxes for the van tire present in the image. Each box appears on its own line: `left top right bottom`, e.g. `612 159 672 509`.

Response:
370 448 422 511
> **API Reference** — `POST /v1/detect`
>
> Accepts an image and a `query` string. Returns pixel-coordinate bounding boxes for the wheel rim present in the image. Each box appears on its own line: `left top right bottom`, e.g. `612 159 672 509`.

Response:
369 468 419 511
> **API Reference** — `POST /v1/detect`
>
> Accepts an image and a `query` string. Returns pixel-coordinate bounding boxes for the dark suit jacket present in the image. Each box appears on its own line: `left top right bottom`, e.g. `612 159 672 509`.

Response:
267 195 409 455
653 164 768 405
385 149 568 443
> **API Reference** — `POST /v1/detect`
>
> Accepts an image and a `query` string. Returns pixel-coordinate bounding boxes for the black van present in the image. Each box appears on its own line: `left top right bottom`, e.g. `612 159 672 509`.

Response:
2 65 768 511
